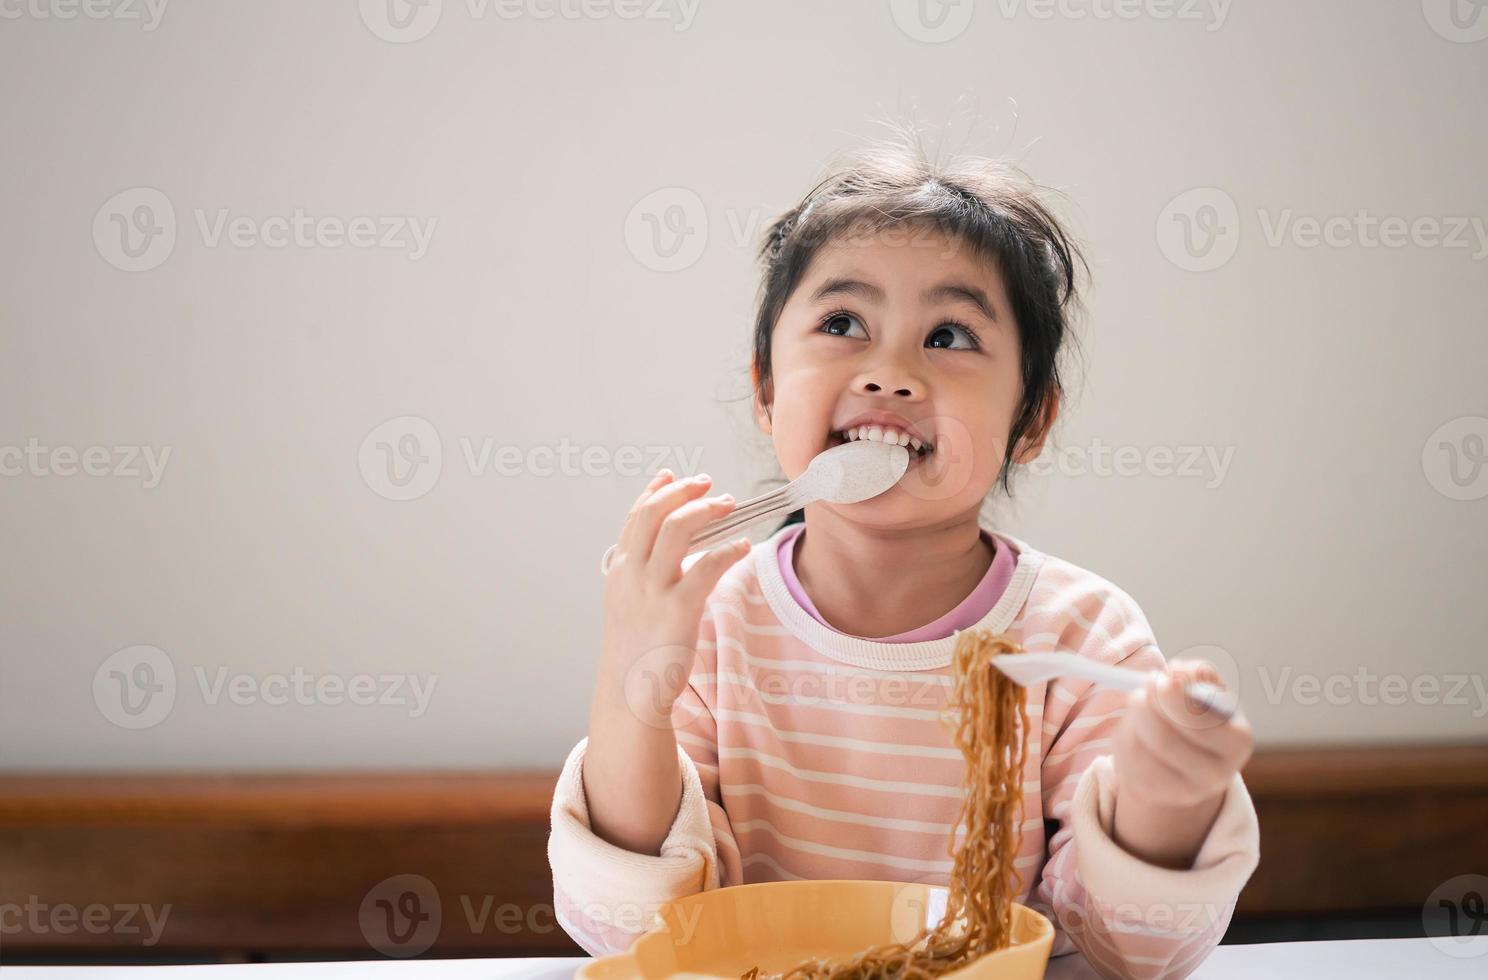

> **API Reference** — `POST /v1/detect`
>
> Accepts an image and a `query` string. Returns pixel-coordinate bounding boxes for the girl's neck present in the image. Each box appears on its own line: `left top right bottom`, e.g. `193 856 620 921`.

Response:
790 507 994 640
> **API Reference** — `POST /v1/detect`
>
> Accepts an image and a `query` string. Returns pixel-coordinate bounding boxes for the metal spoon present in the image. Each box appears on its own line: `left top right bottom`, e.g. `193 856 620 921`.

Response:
600 439 911 575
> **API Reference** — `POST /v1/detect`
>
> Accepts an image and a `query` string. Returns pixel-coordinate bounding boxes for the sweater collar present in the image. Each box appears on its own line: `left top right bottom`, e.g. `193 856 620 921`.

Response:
751 520 1044 671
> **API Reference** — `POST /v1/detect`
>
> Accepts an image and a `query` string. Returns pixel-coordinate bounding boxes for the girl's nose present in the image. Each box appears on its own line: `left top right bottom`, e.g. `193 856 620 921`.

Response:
856 371 924 399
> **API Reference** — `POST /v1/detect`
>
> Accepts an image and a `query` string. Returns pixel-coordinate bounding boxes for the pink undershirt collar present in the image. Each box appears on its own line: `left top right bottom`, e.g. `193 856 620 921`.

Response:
774 522 1018 643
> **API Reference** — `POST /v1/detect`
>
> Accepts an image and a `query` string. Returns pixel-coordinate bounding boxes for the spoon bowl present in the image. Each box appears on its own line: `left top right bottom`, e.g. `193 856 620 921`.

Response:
806 438 912 503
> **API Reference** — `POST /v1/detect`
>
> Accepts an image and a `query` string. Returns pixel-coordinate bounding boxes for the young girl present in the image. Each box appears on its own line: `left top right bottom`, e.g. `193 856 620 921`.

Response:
548 133 1259 980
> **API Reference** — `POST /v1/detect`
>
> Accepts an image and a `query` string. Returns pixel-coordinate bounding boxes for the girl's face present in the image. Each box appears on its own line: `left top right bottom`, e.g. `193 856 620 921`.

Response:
756 224 1048 530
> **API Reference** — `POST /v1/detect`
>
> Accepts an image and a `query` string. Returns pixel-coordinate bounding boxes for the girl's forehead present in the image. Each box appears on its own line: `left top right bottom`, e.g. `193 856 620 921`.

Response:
798 231 1008 299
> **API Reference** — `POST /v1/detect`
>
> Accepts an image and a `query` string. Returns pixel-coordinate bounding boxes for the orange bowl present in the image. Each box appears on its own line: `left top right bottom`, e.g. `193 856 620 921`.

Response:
576 879 1054 979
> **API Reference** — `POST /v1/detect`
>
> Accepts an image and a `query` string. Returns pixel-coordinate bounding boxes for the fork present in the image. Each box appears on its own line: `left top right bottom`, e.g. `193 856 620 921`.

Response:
990 651 1238 720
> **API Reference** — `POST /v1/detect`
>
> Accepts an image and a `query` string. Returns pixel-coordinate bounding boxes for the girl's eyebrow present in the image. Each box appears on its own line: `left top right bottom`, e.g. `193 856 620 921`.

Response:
810 276 1000 323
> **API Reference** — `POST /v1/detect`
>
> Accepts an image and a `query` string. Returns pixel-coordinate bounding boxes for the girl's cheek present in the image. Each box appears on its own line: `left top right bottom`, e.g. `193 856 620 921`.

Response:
779 436 815 482
764 407 816 481
768 368 834 477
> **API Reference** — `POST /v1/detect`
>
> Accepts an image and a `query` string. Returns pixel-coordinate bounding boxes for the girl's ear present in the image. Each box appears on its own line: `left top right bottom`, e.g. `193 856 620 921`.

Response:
750 361 773 436
1013 388 1059 464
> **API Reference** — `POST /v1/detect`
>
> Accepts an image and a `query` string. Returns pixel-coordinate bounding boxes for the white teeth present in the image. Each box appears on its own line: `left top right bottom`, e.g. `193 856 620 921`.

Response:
837 425 931 454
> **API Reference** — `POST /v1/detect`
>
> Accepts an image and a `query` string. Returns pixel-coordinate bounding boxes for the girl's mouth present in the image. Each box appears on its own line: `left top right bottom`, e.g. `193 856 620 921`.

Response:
826 425 935 466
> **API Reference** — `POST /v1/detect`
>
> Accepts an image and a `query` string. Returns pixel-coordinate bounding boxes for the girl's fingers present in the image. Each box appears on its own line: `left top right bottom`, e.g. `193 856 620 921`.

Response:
1150 664 1232 735
1127 683 1229 799
614 469 674 563
648 493 737 582
677 536 754 604
1122 686 1201 787
639 468 675 498
1169 658 1225 691
1134 684 1214 768
1148 671 1252 765
619 473 713 568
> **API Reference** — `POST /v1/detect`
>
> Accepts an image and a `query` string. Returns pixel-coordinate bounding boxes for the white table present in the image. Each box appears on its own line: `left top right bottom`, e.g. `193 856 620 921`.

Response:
1 940 1483 978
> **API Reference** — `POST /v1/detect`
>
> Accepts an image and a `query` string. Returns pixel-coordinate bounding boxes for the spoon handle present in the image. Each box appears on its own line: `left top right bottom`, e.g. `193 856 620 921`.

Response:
684 483 807 553
600 478 809 575
1049 660 1235 718
993 653 1237 721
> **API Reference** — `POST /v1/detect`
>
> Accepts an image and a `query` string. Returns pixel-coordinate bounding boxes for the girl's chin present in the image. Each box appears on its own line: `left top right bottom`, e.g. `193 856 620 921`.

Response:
868 461 981 507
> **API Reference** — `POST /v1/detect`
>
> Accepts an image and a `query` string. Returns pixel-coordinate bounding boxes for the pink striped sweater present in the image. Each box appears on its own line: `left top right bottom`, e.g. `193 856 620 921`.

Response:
548 521 1260 980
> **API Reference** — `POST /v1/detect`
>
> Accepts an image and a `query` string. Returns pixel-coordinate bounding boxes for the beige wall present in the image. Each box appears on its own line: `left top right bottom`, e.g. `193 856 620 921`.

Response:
1 0 1484 768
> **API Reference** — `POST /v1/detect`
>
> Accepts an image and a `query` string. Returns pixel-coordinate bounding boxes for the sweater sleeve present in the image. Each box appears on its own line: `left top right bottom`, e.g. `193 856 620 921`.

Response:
547 607 743 956
1028 581 1260 980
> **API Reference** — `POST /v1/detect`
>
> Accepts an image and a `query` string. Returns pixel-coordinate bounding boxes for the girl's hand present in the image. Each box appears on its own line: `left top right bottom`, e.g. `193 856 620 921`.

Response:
1109 659 1254 869
597 469 752 730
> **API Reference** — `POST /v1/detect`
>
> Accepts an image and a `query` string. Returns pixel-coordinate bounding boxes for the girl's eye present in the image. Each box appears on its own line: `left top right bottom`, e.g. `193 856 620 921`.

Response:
820 311 868 339
927 322 980 350
818 310 982 351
